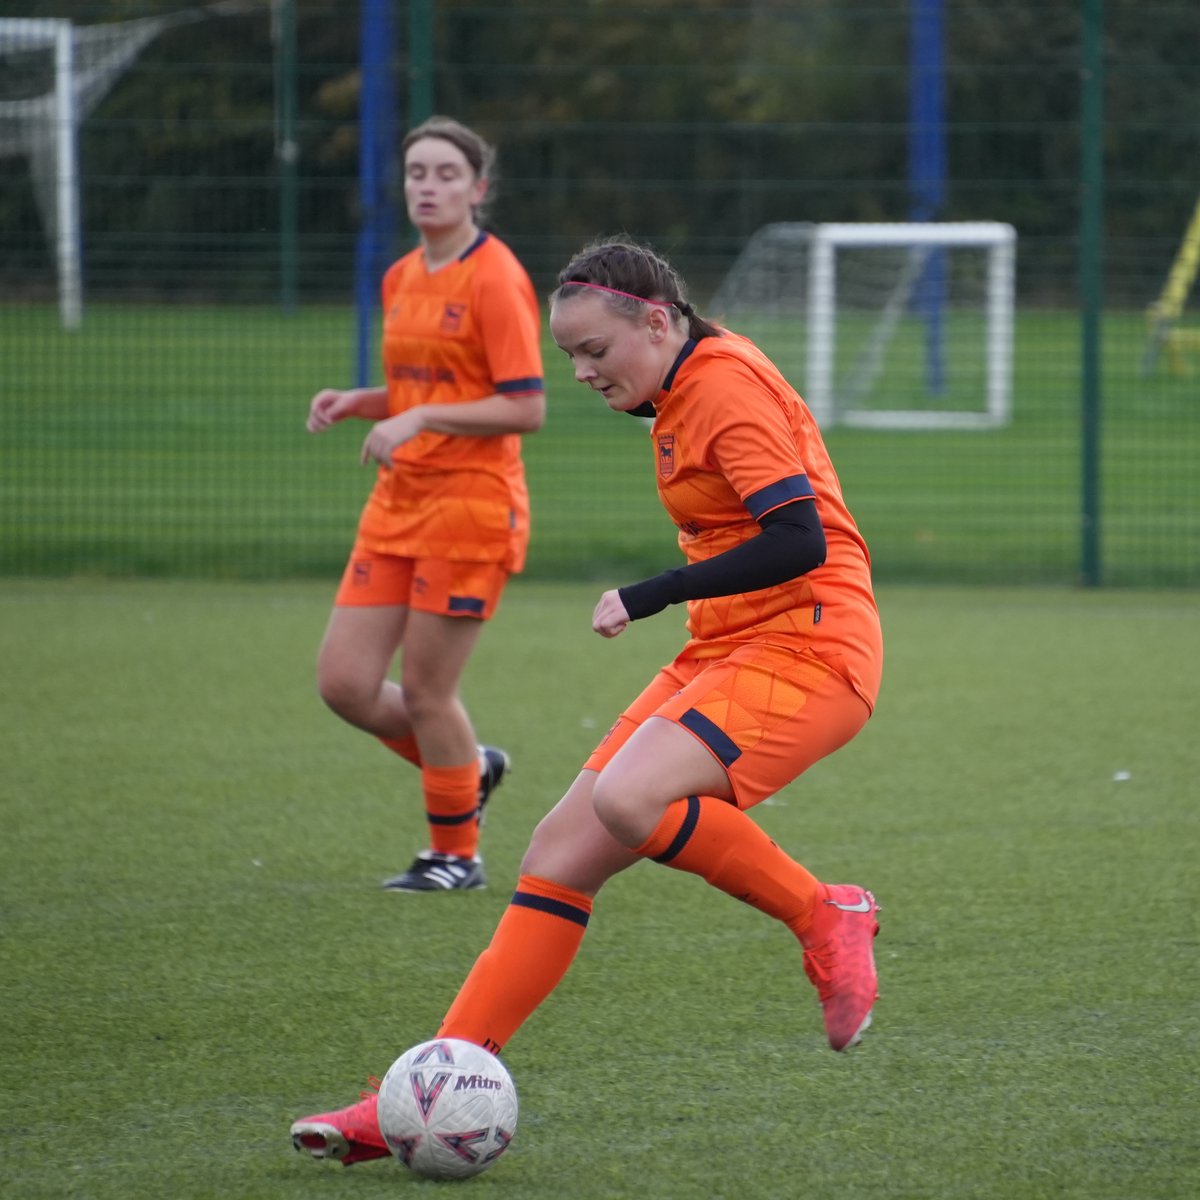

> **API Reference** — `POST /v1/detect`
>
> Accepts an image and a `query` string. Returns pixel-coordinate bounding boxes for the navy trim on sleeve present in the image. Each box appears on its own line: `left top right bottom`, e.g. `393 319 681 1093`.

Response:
496 376 544 395
744 474 815 520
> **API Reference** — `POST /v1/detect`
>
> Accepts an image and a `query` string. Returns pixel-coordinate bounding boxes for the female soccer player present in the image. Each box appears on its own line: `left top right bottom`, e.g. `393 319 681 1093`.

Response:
291 237 883 1163
306 117 545 892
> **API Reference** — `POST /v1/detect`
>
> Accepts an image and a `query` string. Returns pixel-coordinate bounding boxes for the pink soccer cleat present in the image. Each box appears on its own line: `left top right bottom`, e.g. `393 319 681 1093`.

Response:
801 884 881 1051
290 1083 390 1166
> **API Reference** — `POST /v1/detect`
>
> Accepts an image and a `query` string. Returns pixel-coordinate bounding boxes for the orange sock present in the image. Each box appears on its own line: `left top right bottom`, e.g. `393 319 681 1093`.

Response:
422 761 481 858
379 733 422 767
437 875 593 1054
636 795 825 939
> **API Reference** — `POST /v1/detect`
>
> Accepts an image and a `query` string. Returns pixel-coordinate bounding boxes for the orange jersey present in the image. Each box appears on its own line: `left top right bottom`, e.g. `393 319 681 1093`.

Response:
355 232 543 570
649 332 882 710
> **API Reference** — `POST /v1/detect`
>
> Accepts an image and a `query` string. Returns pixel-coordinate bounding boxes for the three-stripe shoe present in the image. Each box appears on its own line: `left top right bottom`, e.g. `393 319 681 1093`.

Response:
290 1085 388 1166
380 746 508 892
801 884 881 1051
382 850 485 892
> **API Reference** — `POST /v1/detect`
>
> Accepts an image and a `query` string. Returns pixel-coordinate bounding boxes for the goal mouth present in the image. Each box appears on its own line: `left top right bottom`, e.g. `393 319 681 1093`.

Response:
0 5 260 328
710 221 1017 431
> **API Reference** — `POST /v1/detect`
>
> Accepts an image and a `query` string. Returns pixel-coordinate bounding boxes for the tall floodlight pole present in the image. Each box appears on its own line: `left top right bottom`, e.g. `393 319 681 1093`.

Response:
909 0 946 392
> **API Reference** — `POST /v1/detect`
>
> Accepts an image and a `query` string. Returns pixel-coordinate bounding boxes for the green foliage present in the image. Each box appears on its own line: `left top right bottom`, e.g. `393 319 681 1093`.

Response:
0 578 1196 1198
2 2 1198 300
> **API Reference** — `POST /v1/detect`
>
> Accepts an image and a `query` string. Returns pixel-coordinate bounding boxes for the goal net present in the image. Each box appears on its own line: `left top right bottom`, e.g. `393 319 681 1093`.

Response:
709 222 1016 429
0 4 259 328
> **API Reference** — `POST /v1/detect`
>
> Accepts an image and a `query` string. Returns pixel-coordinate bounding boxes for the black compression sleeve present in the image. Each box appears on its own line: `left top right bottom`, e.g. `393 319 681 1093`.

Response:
617 499 826 621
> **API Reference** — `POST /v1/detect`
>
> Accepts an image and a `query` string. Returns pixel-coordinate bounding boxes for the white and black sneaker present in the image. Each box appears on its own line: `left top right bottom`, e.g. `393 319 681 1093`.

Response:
477 745 511 825
382 851 486 892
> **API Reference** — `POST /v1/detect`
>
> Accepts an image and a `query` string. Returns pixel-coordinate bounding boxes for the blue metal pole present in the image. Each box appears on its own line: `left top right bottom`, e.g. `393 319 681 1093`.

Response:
909 0 946 394
355 0 397 387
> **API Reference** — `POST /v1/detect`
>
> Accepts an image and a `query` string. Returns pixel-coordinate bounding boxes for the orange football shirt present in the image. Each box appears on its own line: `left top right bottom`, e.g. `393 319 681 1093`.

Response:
354 232 543 571
649 332 882 710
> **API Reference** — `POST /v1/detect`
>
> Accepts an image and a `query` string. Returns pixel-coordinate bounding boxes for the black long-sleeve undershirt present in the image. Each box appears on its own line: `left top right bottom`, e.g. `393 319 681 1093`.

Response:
617 498 826 621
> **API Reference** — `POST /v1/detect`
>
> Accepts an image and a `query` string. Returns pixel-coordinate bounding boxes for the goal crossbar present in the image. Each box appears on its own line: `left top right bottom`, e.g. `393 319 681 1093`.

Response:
1 4 263 328
806 222 1016 429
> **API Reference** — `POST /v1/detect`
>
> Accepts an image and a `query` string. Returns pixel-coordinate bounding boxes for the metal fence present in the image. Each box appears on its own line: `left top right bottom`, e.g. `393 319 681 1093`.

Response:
1 0 1197 586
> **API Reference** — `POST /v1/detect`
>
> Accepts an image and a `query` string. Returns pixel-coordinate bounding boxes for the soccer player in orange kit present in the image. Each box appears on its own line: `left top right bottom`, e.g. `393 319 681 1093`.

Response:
306 117 544 892
291 237 883 1164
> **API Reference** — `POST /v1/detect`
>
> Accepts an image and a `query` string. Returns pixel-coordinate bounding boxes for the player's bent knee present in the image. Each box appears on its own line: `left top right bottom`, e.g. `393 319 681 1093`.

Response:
316 675 352 717
590 779 655 850
315 669 376 725
519 823 626 895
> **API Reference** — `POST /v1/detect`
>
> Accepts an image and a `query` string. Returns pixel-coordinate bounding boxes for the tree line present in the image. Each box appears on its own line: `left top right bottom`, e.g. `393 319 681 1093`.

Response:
2 0 1195 300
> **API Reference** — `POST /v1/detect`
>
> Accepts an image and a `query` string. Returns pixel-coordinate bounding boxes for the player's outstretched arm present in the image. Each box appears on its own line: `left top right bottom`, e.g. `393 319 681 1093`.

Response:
412 391 546 438
306 386 389 433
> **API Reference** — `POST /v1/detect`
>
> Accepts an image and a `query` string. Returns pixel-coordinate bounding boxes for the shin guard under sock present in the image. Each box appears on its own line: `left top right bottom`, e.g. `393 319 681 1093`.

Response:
422 761 483 858
636 795 824 937
437 875 593 1054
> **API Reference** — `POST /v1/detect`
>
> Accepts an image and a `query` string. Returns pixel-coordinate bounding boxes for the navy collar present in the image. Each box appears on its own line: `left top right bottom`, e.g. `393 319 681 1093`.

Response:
459 230 488 260
624 338 700 420
660 338 698 394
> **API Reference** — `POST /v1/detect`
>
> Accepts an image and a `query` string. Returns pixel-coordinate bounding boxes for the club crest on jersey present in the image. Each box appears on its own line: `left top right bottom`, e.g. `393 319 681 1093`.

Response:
657 432 676 479
441 302 466 332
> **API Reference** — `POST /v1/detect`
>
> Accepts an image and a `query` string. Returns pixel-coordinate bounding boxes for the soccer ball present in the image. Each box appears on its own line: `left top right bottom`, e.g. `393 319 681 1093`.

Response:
376 1038 518 1179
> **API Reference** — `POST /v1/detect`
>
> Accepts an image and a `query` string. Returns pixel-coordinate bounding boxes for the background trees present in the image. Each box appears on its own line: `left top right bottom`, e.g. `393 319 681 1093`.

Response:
1 0 1196 301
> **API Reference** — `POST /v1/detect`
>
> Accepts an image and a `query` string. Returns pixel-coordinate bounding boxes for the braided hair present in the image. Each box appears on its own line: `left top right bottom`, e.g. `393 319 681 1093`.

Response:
552 238 722 341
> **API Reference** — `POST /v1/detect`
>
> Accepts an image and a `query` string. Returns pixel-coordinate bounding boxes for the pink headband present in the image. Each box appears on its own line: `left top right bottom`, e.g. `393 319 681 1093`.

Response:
560 281 672 309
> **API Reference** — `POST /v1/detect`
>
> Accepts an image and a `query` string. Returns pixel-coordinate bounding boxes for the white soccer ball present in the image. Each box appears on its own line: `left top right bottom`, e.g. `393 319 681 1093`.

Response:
377 1038 518 1179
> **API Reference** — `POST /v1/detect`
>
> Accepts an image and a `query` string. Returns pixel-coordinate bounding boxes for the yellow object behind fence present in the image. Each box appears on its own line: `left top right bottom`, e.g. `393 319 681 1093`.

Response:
1142 193 1200 376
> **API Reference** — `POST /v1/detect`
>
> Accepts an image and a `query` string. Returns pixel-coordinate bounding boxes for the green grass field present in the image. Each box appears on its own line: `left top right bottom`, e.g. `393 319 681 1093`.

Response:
1 578 1196 1199
1 302 1198 586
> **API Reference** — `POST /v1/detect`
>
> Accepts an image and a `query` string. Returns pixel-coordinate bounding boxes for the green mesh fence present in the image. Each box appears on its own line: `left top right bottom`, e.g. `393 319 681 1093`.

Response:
1 0 1197 586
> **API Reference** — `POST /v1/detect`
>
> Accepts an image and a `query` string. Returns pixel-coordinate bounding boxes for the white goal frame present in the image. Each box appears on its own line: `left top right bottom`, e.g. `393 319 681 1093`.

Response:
0 18 81 328
806 222 1016 430
2 4 255 329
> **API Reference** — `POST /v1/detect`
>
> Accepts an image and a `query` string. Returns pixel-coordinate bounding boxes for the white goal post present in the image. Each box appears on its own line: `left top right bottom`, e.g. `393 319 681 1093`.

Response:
711 221 1017 430
0 18 81 328
0 4 260 329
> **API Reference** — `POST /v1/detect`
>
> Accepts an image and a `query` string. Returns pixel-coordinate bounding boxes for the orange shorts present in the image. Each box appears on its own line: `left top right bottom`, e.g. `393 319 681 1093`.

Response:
334 549 508 620
584 641 871 809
